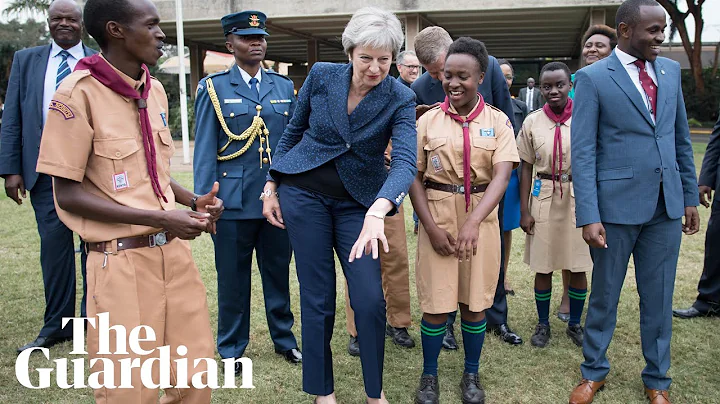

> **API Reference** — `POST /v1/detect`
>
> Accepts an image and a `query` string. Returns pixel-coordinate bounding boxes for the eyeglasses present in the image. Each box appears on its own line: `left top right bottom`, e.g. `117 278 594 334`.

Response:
399 64 420 70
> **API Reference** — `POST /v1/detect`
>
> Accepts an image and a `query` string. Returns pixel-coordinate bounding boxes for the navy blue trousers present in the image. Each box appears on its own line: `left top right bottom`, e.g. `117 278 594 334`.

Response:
581 188 681 390
448 198 508 325
29 174 86 338
693 194 720 312
212 218 297 359
280 185 386 399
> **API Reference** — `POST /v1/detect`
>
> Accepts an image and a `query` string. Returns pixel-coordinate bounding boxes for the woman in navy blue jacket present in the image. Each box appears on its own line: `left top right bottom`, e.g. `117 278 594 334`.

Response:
262 7 417 404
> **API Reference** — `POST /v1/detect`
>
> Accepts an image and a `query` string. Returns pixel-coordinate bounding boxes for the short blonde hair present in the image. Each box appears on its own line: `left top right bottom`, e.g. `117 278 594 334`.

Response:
414 26 453 65
342 7 404 58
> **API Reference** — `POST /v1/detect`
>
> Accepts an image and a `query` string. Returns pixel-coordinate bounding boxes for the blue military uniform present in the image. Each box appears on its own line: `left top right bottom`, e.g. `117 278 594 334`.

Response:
193 11 298 361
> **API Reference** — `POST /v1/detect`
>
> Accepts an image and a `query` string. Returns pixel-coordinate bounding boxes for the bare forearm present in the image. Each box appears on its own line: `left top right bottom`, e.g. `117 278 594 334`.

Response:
171 178 196 207
54 177 164 228
519 160 533 214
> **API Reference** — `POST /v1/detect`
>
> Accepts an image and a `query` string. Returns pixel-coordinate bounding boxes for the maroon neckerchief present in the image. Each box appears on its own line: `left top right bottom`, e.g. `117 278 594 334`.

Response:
439 94 485 212
541 98 573 198
75 54 167 202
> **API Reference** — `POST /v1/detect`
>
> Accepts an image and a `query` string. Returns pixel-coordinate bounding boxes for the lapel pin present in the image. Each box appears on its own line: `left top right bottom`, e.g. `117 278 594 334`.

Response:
661 70 665 75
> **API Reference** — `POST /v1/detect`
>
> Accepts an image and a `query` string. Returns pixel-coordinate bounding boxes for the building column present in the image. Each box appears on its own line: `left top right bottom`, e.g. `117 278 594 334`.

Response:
589 8 606 27
307 39 319 73
404 13 420 54
189 43 206 98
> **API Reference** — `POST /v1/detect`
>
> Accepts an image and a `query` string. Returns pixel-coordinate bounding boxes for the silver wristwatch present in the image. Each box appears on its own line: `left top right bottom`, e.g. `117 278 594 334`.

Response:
259 189 279 201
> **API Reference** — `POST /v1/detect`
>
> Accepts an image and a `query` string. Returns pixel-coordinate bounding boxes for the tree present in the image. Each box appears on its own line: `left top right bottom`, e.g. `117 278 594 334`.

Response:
0 19 49 99
656 0 706 96
2 0 49 18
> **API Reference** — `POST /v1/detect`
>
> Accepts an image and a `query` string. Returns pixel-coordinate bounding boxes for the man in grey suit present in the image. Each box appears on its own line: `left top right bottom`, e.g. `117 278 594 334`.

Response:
0 0 96 353
568 1 700 403
673 113 720 319
517 77 543 111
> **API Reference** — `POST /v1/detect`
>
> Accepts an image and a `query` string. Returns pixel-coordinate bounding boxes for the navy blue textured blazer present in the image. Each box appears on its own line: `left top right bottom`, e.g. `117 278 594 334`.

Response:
269 62 417 210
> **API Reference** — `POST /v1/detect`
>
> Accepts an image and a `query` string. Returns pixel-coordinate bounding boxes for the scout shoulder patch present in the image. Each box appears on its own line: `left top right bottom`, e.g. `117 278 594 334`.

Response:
430 154 444 173
48 100 75 120
506 119 513 129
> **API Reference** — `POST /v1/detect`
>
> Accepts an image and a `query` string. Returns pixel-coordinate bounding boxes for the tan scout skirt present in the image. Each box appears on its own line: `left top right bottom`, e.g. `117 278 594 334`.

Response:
416 189 501 314
524 179 592 273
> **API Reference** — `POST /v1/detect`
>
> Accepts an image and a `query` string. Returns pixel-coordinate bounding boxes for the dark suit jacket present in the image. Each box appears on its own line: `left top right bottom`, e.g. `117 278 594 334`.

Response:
410 55 515 130
511 98 528 137
270 62 417 210
0 43 96 191
699 115 720 191
518 86 544 110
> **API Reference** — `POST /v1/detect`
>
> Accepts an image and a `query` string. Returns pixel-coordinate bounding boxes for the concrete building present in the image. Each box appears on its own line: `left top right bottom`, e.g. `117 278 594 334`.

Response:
150 0 623 93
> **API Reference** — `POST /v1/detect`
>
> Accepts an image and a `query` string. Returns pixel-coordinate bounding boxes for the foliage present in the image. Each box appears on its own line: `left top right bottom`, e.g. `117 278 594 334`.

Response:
682 67 720 122
0 19 49 100
2 0 49 17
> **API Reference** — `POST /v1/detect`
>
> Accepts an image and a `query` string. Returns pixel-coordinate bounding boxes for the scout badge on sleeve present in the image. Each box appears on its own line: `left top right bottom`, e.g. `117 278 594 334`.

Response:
48 100 75 120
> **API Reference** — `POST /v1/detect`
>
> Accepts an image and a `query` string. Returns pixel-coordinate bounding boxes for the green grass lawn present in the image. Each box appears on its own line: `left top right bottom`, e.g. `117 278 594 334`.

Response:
1 142 718 403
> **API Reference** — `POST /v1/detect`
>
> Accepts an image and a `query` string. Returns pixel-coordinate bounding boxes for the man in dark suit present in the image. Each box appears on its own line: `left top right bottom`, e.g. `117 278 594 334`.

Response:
673 113 720 319
518 77 544 111
569 1 700 403
0 0 96 353
412 26 523 349
396 50 420 88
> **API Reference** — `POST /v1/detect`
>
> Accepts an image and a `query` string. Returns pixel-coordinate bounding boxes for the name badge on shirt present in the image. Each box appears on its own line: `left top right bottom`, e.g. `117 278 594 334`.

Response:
480 128 495 137
224 99 243 104
532 179 542 197
270 99 292 104
113 172 130 191
430 155 444 173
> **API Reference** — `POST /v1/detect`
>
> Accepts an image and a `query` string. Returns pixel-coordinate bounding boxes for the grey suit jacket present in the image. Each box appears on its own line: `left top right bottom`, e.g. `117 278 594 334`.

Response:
0 43 96 191
518 86 544 110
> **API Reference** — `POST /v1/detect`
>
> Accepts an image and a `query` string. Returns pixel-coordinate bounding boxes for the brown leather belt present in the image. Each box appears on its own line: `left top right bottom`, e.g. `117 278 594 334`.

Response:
537 173 572 182
424 180 488 194
85 231 176 253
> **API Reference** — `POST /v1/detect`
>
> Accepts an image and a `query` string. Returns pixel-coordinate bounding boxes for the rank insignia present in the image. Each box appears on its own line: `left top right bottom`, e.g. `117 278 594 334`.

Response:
249 14 260 27
48 100 75 120
270 99 292 104
431 155 444 173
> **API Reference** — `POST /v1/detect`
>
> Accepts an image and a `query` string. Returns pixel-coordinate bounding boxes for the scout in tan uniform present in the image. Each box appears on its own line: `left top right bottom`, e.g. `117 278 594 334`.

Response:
35 0 222 402
409 37 519 404
517 62 591 349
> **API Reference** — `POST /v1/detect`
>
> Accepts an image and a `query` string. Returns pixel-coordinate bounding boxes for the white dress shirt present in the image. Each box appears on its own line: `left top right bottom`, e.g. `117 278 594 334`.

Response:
614 47 658 122
43 41 85 125
237 65 262 93
525 87 534 110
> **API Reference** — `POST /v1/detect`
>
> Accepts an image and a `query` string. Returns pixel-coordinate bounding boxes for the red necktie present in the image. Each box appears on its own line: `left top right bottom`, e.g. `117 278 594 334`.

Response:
633 59 657 118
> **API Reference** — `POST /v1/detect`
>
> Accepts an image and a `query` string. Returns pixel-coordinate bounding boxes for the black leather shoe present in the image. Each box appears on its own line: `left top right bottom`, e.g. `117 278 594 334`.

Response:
386 325 415 348
530 323 551 348
459 372 485 404
348 335 360 357
487 323 523 345
442 325 458 350
17 335 72 354
276 348 302 364
673 306 720 319
415 374 439 404
566 323 584 347
234 361 243 376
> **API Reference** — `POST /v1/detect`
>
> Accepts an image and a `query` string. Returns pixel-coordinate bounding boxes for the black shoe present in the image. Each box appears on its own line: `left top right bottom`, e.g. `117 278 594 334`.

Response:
415 374 439 404
17 335 72 354
386 325 415 348
530 323 551 348
348 335 360 357
459 372 485 404
673 306 720 319
487 323 523 345
566 323 584 347
234 361 243 376
276 348 302 364
442 325 458 350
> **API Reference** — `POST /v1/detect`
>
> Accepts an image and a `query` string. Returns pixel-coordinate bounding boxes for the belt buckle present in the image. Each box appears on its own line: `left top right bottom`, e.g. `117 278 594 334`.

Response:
561 174 569 183
457 185 465 194
149 232 168 247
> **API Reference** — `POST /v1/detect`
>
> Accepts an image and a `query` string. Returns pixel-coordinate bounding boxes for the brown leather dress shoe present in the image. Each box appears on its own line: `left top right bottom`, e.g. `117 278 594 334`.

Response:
569 379 605 404
644 387 670 403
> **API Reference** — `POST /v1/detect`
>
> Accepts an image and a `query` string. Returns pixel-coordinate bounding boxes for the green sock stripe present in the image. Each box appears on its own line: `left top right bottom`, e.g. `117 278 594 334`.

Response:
535 295 552 301
420 324 446 336
461 324 486 334
568 290 587 299
535 292 552 298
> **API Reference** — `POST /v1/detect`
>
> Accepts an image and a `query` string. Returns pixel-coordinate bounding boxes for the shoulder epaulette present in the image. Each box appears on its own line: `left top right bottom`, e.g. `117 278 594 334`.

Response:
54 70 92 97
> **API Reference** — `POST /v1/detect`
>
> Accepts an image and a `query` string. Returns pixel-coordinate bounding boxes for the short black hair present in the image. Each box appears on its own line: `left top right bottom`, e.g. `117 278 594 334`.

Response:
540 61 571 82
446 37 489 75
615 0 661 30
582 24 618 48
84 0 135 49
497 58 513 74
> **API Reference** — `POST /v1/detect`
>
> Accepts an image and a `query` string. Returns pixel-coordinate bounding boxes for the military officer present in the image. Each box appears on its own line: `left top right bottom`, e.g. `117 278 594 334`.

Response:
193 10 301 373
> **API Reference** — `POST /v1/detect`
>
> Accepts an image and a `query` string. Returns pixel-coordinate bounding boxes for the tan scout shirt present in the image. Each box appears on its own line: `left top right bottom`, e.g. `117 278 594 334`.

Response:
417 102 519 186
516 109 572 177
36 60 175 243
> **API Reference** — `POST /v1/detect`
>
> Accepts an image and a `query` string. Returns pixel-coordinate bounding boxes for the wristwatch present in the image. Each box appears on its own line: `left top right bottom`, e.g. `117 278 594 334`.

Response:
259 189 279 201
190 195 199 211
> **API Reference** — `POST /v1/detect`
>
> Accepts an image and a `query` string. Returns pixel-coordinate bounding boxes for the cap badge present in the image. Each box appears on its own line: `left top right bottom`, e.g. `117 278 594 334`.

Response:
249 14 260 27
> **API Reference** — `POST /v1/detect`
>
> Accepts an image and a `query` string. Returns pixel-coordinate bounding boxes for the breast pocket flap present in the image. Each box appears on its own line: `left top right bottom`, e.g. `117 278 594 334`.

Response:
597 166 634 181
472 136 497 151
93 138 140 160
424 137 447 151
222 103 249 118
